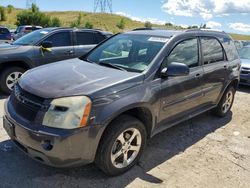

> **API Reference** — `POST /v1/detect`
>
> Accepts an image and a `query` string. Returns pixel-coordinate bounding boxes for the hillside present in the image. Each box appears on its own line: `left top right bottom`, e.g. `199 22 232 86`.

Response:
1 7 250 40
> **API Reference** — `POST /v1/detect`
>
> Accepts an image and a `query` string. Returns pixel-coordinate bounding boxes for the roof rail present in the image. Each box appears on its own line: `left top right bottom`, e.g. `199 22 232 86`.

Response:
132 28 154 31
185 28 225 33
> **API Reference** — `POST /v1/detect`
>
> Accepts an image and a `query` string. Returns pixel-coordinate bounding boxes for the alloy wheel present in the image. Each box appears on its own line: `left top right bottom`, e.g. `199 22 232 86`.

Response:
111 128 142 169
6 72 23 90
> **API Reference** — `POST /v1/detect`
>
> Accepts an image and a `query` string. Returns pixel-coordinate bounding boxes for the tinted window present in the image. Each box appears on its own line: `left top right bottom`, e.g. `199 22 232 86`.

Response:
76 32 96 45
168 38 199 68
220 38 239 61
96 33 106 43
0 28 10 34
201 37 224 64
46 32 71 47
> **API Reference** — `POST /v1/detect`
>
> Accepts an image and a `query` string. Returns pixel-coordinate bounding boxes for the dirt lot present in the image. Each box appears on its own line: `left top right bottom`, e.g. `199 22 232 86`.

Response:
0 87 250 188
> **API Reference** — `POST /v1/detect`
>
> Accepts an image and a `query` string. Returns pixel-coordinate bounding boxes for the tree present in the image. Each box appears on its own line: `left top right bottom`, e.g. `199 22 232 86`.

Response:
7 5 14 14
31 4 39 13
77 13 82 26
165 22 173 27
85 21 93 29
16 5 61 27
0 6 7 21
116 18 125 29
144 21 152 28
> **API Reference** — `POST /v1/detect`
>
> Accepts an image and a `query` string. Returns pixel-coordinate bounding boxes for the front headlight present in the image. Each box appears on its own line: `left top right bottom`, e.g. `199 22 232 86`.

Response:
43 96 92 129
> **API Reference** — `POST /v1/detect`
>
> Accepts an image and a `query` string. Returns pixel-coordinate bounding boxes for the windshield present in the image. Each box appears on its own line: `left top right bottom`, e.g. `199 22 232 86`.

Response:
239 47 250 60
86 34 167 73
13 29 51 45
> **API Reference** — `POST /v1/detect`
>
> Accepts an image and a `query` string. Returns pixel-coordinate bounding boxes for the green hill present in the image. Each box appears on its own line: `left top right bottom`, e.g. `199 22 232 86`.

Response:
1 7 250 40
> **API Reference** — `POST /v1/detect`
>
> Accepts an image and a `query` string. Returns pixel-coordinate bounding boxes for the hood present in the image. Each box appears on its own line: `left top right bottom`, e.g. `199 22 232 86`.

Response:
19 58 144 99
241 59 250 69
0 43 20 51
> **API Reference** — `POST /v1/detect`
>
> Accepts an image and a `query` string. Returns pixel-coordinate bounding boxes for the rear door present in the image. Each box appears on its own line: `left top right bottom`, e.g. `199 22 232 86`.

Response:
73 31 98 57
158 38 204 127
34 31 74 64
199 37 228 105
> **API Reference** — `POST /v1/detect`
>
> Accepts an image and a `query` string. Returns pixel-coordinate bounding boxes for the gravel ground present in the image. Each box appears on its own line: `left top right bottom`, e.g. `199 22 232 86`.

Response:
0 86 250 188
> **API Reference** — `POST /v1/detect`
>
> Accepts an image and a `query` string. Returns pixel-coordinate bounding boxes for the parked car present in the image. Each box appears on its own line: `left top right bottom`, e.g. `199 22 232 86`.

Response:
13 26 43 40
3 29 240 176
0 27 112 94
0 26 11 43
239 45 250 86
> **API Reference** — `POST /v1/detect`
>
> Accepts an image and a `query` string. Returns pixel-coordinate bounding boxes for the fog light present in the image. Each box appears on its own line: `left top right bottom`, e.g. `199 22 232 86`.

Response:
41 140 53 151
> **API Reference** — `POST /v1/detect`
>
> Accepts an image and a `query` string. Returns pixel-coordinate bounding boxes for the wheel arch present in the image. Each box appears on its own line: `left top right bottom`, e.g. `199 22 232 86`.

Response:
0 60 32 72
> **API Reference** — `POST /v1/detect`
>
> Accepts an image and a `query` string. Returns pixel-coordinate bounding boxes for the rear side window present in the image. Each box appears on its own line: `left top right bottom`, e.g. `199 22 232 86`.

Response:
201 37 224 64
45 32 71 47
168 38 199 68
95 33 106 43
220 37 239 61
0 28 10 34
76 32 96 45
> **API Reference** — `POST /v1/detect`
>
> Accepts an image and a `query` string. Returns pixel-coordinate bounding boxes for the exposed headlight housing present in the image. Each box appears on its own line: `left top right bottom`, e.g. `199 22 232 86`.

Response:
43 96 92 129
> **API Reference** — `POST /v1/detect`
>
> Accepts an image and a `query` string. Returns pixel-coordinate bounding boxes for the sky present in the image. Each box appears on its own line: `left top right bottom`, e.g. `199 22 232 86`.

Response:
1 0 250 34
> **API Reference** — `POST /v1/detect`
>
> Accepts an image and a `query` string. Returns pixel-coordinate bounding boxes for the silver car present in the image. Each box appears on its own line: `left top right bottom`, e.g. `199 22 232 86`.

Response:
239 45 250 86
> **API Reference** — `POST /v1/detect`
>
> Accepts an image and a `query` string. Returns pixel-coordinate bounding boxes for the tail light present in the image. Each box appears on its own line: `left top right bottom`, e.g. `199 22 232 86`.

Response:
7 34 11 40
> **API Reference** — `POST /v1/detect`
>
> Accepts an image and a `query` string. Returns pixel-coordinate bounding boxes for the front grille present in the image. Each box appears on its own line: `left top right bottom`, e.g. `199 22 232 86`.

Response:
10 84 46 121
241 67 250 74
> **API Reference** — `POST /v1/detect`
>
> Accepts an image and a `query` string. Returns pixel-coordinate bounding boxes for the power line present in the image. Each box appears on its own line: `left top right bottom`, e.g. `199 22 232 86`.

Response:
94 0 112 13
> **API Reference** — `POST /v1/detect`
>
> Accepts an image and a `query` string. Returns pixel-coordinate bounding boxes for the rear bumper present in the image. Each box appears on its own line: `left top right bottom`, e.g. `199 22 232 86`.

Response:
240 73 250 86
3 99 104 168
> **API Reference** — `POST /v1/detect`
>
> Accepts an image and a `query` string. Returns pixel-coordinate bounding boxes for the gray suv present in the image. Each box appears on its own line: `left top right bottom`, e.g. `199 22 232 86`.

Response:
0 27 112 93
3 29 240 176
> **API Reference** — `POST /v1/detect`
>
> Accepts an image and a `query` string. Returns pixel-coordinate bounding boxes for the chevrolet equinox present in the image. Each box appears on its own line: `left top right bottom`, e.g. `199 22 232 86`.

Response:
3 29 241 176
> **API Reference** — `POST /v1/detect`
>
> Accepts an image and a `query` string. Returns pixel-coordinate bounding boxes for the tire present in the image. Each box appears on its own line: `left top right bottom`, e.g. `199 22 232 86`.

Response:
0 67 25 94
213 86 236 117
95 115 147 176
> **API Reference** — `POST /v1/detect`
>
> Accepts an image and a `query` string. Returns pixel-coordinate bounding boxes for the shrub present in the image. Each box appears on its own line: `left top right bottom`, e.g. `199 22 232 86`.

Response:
85 21 93 29
116 18 125 29
0 6 7 21
50 17 61 27
16 5 61 27
7 5 14 14
144 21 152 28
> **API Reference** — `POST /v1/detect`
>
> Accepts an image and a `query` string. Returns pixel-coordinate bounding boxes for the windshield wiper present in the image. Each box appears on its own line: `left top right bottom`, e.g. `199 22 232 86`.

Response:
99 62 127 71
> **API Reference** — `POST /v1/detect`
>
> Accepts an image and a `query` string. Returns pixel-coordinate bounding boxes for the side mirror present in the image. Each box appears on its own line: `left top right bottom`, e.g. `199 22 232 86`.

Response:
161 62 190 77
41 41 52 48
41 41 52 53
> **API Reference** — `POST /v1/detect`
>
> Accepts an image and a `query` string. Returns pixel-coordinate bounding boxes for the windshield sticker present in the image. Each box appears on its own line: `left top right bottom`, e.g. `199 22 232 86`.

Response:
40 31 48 34
148 37 169 43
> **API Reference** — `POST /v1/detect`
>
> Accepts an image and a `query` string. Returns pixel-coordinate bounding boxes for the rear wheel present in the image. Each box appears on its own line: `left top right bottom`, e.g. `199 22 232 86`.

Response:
213 86 235 117
95 115 147 176
0 67 25 94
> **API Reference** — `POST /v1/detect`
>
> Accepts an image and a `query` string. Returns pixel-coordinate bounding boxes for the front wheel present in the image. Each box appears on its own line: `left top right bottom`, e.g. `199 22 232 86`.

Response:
213 86 236 117
95 115 147 176
0 67 25 94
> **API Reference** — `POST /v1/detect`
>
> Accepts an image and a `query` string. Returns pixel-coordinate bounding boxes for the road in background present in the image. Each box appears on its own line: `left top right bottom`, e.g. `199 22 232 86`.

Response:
0 87 250 188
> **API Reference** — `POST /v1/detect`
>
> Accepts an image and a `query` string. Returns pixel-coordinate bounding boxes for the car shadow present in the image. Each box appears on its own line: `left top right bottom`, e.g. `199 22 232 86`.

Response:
0 111 232 187
238 85 250 94
0 92 8 100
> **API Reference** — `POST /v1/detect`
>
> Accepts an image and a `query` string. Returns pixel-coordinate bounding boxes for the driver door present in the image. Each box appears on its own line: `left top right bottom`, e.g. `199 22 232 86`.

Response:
33 31 74 65
158 38 205 127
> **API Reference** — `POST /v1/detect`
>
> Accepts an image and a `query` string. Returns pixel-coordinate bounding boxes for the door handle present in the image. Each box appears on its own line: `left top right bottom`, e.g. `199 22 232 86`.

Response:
195 73 201 78
65 50 74 55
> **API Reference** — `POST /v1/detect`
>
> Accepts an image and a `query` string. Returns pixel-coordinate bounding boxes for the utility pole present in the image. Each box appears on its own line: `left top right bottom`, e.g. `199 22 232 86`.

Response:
94 0 112 13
